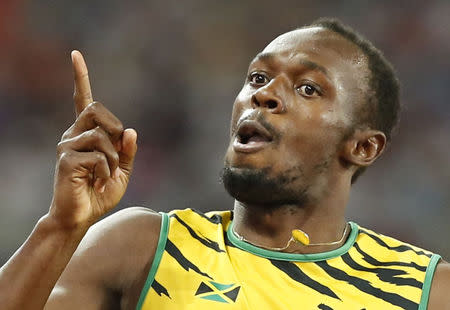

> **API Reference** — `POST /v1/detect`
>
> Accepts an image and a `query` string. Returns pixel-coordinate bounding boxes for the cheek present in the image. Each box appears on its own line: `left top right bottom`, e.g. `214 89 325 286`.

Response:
229 89 250 135
275 112 345 169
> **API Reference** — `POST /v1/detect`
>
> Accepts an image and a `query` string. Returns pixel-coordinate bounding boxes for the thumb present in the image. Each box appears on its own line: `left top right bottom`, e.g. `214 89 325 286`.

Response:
118 128 138 175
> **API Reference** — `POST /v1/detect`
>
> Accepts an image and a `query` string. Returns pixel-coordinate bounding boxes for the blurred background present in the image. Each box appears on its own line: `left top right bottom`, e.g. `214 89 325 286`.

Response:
0 0 449 263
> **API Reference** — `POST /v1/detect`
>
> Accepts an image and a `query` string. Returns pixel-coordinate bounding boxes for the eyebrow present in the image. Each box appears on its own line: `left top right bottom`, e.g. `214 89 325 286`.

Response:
252 52 330 77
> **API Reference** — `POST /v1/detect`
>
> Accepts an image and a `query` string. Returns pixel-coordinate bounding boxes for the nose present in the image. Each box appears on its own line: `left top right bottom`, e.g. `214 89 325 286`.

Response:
251 78 285 113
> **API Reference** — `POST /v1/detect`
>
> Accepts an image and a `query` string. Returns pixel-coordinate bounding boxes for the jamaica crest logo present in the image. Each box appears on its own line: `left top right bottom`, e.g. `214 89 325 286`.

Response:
195 280 240 303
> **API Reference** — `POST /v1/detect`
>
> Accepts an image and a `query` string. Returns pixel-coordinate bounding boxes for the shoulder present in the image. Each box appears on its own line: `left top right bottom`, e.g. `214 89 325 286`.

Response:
354 225 448 309
169 208 232 224
57 207 162 292
80 206 162 283
428 260 450 310
355 225 434 263
82 206 162 257
87 206 162 244
168 208 232 233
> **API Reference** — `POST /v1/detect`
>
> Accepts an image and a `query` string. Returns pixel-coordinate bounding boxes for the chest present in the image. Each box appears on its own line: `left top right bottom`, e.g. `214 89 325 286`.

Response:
138 246 424 309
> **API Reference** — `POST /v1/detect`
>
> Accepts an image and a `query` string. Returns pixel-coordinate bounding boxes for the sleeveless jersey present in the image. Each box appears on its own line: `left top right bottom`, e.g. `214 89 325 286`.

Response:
136 209 441 310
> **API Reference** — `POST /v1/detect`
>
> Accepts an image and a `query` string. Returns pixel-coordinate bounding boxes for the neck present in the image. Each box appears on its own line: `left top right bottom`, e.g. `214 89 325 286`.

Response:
232 177 351 254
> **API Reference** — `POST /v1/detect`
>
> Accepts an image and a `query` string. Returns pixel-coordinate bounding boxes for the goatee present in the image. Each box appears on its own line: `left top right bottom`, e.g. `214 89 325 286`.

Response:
220 164 309 208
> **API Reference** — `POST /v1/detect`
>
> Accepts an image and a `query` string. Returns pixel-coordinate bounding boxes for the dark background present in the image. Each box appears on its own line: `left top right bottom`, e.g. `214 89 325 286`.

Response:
1 0 449 263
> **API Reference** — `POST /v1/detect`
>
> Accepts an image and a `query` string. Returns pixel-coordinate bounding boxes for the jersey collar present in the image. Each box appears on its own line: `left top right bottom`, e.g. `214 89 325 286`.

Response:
227 221 359 262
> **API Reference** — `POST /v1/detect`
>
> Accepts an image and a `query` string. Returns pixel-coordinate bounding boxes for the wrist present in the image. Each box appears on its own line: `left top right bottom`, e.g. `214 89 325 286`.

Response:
38 213 90 240
48 198 97 231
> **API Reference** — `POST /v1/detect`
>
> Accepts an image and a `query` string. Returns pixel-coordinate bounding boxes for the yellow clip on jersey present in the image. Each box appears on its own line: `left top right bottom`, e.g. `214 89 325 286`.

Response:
136 209 441 310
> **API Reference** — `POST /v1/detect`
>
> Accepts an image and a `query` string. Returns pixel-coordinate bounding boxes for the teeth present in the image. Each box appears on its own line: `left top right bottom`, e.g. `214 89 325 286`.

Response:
248 134 265 143
235 121 273 145
238 133 265 144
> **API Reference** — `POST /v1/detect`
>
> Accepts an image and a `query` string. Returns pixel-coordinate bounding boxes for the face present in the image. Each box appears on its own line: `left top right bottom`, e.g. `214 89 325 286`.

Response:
222 27 369 206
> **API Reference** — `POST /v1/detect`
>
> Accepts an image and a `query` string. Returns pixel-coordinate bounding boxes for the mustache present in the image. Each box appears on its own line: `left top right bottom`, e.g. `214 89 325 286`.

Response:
234 111 280 141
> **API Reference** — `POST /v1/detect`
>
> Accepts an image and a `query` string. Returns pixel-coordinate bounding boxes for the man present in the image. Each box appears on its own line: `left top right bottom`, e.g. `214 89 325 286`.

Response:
0 18 448 309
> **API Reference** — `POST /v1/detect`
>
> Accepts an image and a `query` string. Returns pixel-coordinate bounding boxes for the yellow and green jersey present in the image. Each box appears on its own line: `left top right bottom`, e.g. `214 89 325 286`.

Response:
136 208 441 310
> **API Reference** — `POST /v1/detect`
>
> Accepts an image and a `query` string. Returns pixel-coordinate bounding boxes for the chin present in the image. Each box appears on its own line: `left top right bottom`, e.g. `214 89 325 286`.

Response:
220 165 309 207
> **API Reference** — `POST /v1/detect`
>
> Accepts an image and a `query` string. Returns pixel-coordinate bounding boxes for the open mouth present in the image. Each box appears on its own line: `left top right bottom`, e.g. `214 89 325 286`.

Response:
233 120 273 153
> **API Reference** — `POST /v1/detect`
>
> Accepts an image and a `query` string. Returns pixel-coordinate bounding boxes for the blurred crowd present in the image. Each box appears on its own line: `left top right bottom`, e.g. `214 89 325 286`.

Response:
0 0 449 263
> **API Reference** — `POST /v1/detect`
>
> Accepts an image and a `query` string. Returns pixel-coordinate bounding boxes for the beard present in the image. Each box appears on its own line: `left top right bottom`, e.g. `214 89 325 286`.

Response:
220 164 310 208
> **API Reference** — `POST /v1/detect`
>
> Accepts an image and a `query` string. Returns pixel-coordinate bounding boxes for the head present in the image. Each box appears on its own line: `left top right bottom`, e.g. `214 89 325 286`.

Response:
222 18 400 207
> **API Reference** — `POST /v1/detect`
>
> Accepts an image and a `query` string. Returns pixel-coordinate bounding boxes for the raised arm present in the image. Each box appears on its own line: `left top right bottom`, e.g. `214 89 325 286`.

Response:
0 51 138 309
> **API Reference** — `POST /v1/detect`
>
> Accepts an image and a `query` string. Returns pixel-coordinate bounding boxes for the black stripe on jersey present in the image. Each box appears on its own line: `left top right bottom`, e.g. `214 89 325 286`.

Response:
191 209 223 224
165 239 213 279
151 279 171 299
318 304 334 310
316 261 418 309
354 242 427 272
171 214 225 253
271 260 340 300
341 253 422 288
359 229 431 258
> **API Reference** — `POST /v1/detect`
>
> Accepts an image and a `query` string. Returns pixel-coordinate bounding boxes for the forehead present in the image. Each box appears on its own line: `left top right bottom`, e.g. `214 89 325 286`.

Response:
261 27 365 65
256 27 368 87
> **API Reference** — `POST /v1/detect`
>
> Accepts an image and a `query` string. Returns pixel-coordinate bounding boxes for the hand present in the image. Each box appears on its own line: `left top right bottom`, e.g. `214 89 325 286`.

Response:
49 51 138 229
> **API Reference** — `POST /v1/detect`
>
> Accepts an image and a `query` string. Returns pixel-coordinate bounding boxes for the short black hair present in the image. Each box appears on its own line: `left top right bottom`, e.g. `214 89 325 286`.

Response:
305 18 400 183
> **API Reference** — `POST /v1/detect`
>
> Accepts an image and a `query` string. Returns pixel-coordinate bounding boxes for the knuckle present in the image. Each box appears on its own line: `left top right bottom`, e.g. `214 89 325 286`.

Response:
58 151 73 167
56 141 66 155
92 100 102 106
94 151 106 161
116 122 124 134
83 104 96 118
90 127 106 142
109 120 124 139
90 101 103 110
118 121 125 134
93 152 105 159
60 131 70 142
84 132 99 146
60 125 75 141
81 101 102 119
89 127 101 139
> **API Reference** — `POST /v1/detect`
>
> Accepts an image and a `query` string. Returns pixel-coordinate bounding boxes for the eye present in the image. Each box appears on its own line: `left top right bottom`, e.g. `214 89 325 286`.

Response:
249 72 269 85
297 84 321 97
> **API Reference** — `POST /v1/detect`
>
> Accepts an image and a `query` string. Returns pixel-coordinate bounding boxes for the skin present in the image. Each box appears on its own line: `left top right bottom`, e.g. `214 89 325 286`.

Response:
225 27 384 251
0 28 448 309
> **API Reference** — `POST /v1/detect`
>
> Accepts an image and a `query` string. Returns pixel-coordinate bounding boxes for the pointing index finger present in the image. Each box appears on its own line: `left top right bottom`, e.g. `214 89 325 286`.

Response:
71 50 93 116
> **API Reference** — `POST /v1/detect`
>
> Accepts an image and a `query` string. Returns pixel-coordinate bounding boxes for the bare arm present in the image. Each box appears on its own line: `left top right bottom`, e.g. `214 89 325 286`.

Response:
0 216 89 309
46 207 161 310
428 260 450 310
0 51 138 309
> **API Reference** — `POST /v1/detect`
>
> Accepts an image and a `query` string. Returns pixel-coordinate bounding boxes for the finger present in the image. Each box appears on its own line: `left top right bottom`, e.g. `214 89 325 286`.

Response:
71 50 93 117
62 102 124 142
57 127 120 174
78 151 110 193
93 155 110 193
58 150 110 181
118 128 138 175
91 151 111 180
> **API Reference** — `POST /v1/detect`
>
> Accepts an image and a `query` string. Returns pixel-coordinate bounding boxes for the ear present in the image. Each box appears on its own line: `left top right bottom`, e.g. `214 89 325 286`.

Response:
341 130 387 167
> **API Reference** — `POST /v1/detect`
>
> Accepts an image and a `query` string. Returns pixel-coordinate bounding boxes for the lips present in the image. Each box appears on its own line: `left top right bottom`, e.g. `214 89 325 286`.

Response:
233 120 273 153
